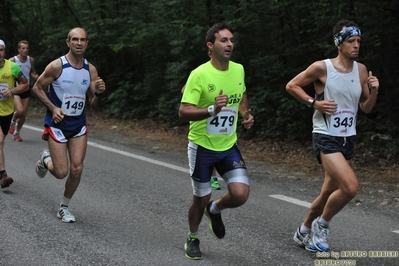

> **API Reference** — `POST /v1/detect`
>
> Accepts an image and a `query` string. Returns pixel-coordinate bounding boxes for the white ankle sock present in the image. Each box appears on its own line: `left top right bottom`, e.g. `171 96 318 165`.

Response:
300 224 311 234
318 216 330 227
210 201 220 214
60 196 70 207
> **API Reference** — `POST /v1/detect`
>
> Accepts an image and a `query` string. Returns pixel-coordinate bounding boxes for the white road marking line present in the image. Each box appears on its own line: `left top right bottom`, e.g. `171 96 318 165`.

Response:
25 125 43 132
392 230 399 234
25 125 189 173
88 141 189 173
269 194 311 208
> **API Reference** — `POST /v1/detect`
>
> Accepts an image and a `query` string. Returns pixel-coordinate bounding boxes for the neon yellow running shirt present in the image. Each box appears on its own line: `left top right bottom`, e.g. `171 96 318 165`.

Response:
0 60 20 116
181 61 246 151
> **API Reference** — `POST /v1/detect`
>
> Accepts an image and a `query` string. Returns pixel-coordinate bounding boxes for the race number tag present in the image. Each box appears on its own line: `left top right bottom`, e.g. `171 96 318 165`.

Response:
328 108 356 136
61 94 86 116
0 83 9 101
206 106 237 135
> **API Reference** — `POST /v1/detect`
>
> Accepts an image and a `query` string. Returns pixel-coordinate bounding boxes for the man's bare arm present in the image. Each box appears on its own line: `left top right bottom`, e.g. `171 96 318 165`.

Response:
32 60 60 112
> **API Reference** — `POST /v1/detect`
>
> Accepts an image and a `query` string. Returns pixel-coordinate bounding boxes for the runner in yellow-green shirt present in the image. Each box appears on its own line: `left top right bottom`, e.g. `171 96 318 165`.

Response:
179 21 254 260
181 84 221 191
0 39 29 188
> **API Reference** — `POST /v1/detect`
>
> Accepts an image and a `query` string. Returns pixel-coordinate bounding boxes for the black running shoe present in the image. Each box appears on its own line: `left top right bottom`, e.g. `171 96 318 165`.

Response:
204 201 225 239
184 238 202 260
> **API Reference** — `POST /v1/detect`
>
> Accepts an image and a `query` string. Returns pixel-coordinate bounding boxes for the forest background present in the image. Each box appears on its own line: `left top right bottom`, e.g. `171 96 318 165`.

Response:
0 0 398 171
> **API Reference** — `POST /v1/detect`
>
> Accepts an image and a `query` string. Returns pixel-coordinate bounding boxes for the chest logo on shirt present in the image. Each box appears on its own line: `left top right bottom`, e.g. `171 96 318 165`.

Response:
1 73 11 80
228 93 243 104
208 84 216 93
62 80 74 84
81 79 88 86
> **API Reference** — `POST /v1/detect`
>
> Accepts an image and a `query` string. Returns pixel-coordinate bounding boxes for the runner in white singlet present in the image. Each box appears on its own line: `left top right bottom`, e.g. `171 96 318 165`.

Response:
286 19 379 252
9 40 39 141
32 28 106 223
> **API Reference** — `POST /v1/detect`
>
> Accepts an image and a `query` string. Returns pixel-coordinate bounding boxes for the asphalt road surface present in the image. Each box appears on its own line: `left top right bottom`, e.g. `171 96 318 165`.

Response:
0 123 397 266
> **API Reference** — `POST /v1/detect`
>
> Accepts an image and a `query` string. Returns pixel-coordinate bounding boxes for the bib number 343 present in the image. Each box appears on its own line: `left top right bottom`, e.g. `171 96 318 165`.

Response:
328 108 356 136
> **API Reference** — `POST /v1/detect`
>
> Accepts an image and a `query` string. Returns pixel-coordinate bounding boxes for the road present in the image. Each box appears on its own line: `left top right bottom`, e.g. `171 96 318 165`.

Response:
0 123 398 266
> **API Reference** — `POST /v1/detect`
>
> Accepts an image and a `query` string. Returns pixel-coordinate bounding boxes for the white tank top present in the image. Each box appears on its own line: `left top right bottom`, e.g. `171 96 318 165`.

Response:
312 59 362 136
14 55 31 83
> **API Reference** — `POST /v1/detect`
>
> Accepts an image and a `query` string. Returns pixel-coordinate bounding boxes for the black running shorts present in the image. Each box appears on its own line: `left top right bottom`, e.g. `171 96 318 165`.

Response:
312 133 356 164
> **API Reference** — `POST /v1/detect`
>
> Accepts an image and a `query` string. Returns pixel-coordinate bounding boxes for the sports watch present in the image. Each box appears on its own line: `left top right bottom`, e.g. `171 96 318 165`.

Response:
307 98 315 108
207 105 216 116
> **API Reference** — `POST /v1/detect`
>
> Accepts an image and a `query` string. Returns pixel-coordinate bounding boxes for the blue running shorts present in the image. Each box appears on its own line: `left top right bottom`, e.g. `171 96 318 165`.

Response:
187 141 249 197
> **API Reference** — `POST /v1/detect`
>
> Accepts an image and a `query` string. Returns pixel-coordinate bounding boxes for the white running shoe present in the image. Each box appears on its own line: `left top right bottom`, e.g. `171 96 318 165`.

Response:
57 206 76 223
304 233 318 252
293 227 318 252
312 217 330 252
35 149 50 178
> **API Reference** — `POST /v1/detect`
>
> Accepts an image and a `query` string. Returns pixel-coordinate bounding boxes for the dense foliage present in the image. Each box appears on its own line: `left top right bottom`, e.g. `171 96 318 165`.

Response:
1 0 398 157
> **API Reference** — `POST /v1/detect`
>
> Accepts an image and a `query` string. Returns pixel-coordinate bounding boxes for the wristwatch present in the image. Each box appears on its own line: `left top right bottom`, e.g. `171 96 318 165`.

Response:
307 98 315 108
207 105 216 116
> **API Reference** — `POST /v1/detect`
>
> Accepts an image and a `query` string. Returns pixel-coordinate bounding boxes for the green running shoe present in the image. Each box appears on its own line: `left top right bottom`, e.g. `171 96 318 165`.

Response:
211 176 221 190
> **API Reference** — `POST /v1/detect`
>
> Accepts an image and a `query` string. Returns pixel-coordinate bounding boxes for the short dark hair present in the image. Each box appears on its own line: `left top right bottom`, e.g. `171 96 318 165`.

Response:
18 40 29 48
333 19 358 36
205 21 233 44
